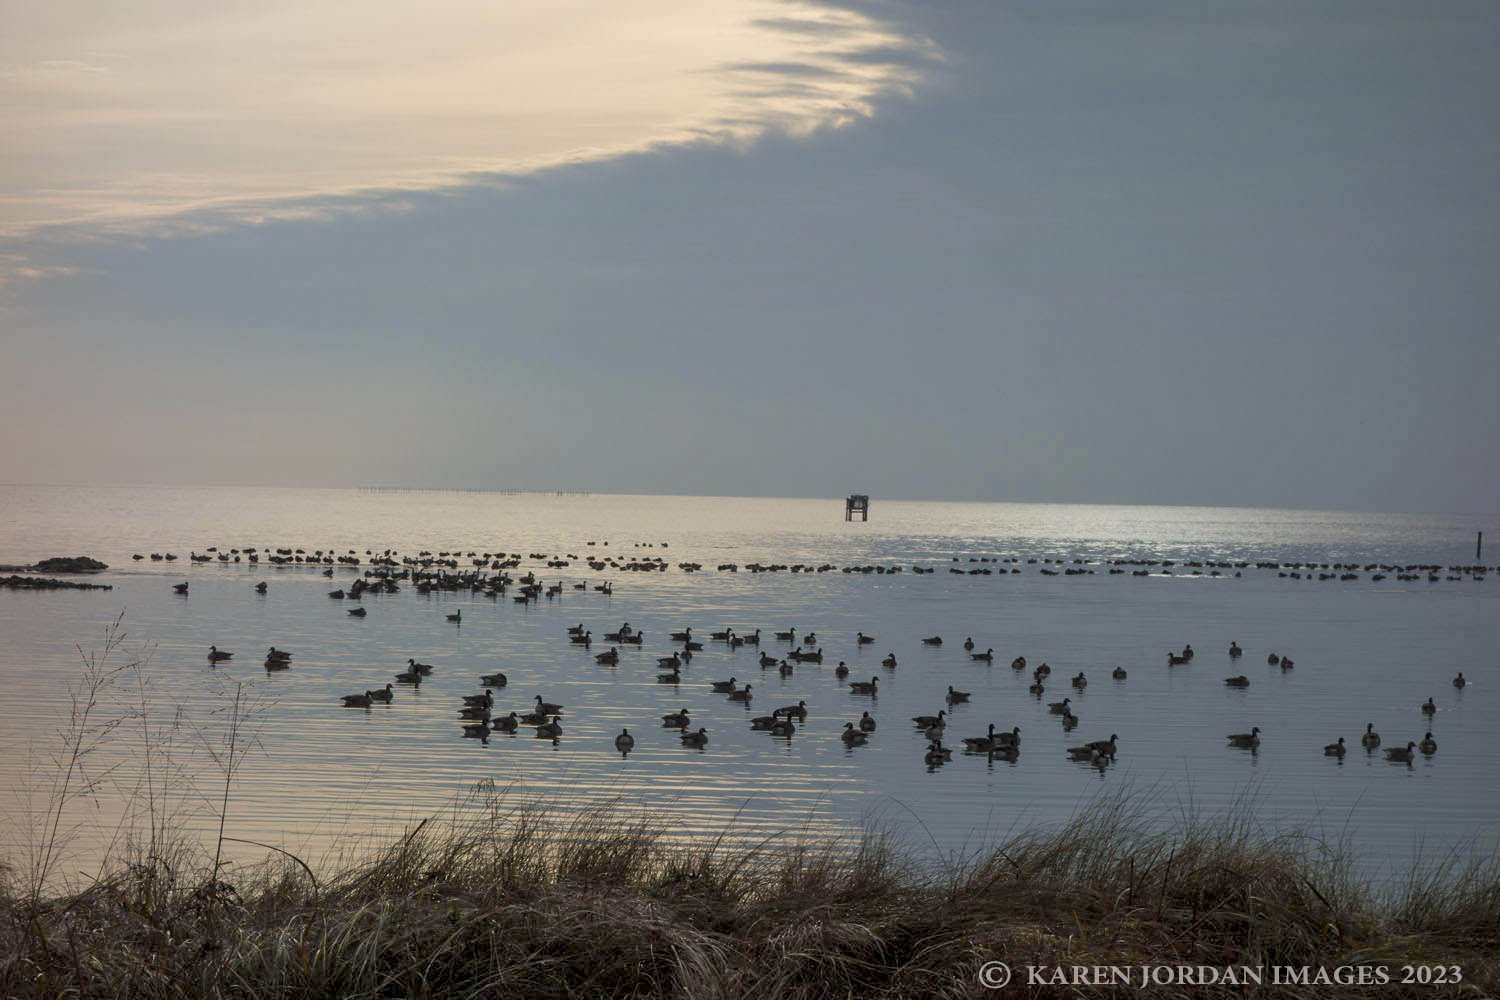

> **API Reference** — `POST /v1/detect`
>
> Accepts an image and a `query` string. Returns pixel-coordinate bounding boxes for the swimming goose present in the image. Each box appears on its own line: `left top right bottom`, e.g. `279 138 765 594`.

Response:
961 724 998 751
803 632 818 645
567 623 586 635
1361 723 1380 748
963 637 975 651
570 631 593 645
1419 732 1437 755
988 743 1020 761
254 581 268 594
1229 642 1242 658
595 648 619 665
1035 663 1051 677
173 582 189 594
1384 741 1416 763
1323 737 1346 757
1010 656 1027 671
657 666 682 684
1167 652 1189 666
533 695 564 716
709 677 738 693
1028 680 1045 694
1421 698 1436 715
492 712 520 733
1227 727 1261 748
741 629 761 645
657 653 681 669
614 728 635 752
835 661 849 678
970 648 994 663
841 723 867 746
1224 675 1250 688
534 720 562 739
661 709 691 728
759 653 778 668
341 691 374 708
912 709 946 729
347 607 367 617
881 654 898 668
1111 666 1127 680
1086 734 1118 757
1267 653 1280 665
1066 745 1098 761
727 685 753 702
858 711 877 733
408 659 435 676
1060 709 1079 730
777 660 793 676
461 722 490 739
669 628 692 642
457 705 491 721
446 609 462 623
680 727 708 747
750 715 778 730
1452 672 1466 688
1071 672 1087 689
849 677 879 695
773 627 796 642
265 647 291 662
946 686 971 704
369 683 394 703
921 636 943 646
479 671 508 687
1047 697 1072 715
208 646 233 662
462 690 494 709
923 741 951 765
769 718 795 737
857 632 875 644
1279 657 1295 671
775 701 808 721
394 668 422 684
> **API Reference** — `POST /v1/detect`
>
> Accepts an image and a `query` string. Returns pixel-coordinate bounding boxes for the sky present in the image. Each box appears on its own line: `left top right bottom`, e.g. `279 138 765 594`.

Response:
1 0 1497 514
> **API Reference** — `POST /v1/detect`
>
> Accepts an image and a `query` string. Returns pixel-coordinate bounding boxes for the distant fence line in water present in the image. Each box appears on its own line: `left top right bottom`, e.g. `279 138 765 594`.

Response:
357 487 593 496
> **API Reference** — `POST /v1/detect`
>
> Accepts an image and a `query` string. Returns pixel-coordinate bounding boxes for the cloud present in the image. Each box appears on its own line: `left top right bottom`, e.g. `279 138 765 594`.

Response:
0 0 937 264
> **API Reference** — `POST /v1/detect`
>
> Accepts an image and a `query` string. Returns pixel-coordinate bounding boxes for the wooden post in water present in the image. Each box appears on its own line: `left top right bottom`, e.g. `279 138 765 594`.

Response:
845 494 870 522
1479 531 1483 560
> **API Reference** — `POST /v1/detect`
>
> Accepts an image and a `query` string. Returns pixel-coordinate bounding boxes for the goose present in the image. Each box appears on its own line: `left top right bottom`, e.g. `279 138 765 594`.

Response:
1361 723 1380 748
921 636 943 646
533 695 564 716
881 654 898 668
1060 709 1079 730
369 683 394 703
961 724 998 751
461 722 491 739
1111 666 1127 680
835 661 850 679
769 718 795 737
479 671 508 687
1452 672 1466 688
595 647 619 665
759 653 778 668
1086 735 1118 757
988 743 1019 761
682 639 704 651
680 727 708 747
1167 652 1189 666
1181 644 1194 660
1224 675 1250 688
1010 656 1026 671
614 728 635 753
173 582 189 594
1384 741 1416 763
458 705 491 721
1028 677 1045 695
741 629 761 645
446 609 462 623
993 726 1021 747
1421 698 1436 716
750 715 778 730
462 690 494 709
773 627 796 642
970 648 994 663
208 646 233 662
394 668 422 684
858 711 876 733
535 720 562 739
1035 663 1051 677
408 659 435 676
710 678 738 693
657 653 681 669
945 686 971 705
341 691 374 708
1280 657 1295 671
1267 653 1280 665
841 723 867 746
923 741 951 765
1229 642 1242 658
1047 697 1071 715
802 632 817 645
570 631 593 645
727 685 753 703
912 709 946 729
1419 732 1437 755
661 709 691 728
657 666 682 684
775 701 808 721
963 637 975 651
1071 672 1087 689
778 661 794 677
254 581 268 594
857 632 875 645
567 623 586 635
1066 745 1098 761
492 712 520 733
265 647 292 662
347 607 367 617
669 627 693 642
1227 727 1261 748
849 677 878 695
1324 737 1346 757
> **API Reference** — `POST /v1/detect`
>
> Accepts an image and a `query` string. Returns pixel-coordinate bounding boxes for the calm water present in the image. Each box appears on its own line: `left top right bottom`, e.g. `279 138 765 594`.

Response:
2 485 1496 880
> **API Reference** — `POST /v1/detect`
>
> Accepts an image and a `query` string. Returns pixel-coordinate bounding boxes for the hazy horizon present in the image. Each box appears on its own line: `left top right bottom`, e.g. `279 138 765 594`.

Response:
4 2 1497 515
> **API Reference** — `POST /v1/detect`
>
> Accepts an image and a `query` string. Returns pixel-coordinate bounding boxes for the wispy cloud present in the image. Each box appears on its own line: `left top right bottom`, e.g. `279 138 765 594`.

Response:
0 0 938 277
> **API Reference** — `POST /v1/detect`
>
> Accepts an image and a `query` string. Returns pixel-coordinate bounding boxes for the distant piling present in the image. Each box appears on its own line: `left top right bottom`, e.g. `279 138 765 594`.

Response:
1479 531 1484 560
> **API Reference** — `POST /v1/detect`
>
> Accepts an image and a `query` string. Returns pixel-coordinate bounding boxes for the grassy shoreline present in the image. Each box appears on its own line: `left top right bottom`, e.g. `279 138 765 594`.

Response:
4 794 1496 998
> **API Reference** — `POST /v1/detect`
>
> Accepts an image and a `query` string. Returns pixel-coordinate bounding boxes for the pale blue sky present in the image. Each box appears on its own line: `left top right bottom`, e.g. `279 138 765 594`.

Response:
2 1 1497 513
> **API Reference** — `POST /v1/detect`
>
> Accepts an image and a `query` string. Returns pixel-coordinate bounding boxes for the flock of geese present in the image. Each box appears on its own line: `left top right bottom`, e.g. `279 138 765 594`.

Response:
200 603 1462 769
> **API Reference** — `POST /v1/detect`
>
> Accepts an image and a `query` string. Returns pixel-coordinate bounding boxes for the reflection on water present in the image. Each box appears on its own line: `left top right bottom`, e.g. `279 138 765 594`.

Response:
0 486 1495 879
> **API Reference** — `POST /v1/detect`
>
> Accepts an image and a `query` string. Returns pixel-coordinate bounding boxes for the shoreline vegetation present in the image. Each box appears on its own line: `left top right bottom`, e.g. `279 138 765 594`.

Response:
0 575 113 591
2 621 1495 997
0 556 109 574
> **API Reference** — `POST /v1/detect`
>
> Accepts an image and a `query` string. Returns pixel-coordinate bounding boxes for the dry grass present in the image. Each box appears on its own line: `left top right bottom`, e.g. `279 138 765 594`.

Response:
2 788 1495 999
